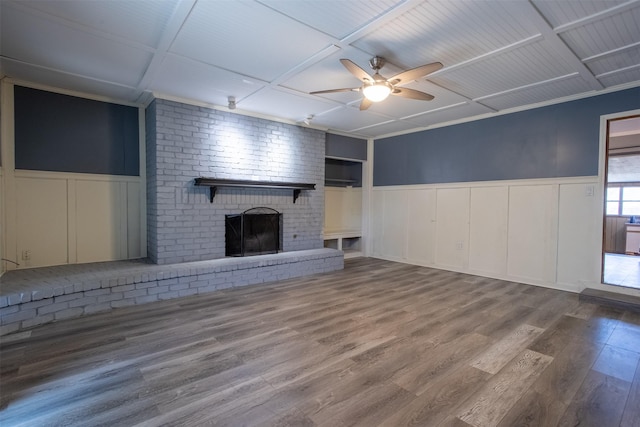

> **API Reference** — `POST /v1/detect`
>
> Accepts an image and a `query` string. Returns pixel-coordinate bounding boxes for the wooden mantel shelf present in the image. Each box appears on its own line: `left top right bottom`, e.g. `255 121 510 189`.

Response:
194 177 316 203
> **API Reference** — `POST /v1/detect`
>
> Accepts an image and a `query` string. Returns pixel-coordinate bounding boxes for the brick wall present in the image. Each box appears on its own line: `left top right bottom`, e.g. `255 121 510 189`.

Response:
146 99 325 264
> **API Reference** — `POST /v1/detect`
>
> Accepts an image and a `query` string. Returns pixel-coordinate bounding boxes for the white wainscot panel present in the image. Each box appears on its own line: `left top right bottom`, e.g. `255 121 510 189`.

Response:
469 186 508 276
507 184 557 284
370 190 386 257
557 183 601 290
435 187 470 269
127 181 142 259
15 177 68 268
381 190 408 260
75 180 122 263
407 188 437 265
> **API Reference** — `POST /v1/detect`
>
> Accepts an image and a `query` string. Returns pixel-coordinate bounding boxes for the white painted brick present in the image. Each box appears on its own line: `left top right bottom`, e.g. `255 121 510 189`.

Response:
38 302 69 316
85 289 110 297
135 281 157 290
19 299 54 311
8 293 30 305
1 309 36 325
98 293 123 303
0 306 19 316
147 286 169 295
169 283 189 291
68 297 98 308
55 294 82 303
112 284 135 293
124 289 147 299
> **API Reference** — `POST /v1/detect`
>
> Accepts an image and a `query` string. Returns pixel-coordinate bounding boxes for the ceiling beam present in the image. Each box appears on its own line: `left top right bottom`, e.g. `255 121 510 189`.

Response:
135 0 198 103
525 0 603 91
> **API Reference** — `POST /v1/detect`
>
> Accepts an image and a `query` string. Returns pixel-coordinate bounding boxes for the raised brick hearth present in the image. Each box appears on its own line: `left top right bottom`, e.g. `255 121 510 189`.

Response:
0 249 343 336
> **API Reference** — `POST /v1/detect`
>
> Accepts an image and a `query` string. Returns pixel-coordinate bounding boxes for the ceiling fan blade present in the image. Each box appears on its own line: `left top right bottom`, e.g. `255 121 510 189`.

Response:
341 59 374 83
310 87 360 95
359 97 373 111
388 62 443 86
391 87 435 101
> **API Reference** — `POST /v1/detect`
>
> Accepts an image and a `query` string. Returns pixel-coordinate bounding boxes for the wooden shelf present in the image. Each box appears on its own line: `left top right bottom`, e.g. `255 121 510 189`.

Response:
325 178 357 187
194 177 315 203
323 230 362 259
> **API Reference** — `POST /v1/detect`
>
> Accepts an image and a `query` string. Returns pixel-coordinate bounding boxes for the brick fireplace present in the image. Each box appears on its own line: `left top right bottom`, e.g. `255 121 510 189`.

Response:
145 98 326 265
0 96 343 336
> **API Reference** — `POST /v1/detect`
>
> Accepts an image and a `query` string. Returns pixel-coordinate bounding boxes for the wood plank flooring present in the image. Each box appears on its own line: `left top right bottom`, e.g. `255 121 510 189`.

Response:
1 258 640 426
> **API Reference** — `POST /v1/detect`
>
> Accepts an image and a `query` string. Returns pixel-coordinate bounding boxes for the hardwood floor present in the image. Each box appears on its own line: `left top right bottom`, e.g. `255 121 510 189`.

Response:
1 258 639 426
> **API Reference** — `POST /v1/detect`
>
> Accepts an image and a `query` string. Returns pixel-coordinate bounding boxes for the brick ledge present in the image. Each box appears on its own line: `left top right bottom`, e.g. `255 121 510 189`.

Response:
0 249 343 336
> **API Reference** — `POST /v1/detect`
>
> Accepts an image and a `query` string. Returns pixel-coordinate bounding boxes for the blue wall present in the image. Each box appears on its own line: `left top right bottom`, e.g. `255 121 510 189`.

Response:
374 87 639 186
326 133 367 160
14 86 139 176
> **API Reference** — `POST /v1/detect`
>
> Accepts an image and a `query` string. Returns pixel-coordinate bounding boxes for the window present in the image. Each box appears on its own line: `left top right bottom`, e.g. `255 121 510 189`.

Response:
607 185 640 216
622 187 640 215
607 187 620 215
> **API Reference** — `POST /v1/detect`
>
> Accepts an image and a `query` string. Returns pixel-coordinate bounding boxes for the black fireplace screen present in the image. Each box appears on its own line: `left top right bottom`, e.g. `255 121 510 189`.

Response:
225 207 282 257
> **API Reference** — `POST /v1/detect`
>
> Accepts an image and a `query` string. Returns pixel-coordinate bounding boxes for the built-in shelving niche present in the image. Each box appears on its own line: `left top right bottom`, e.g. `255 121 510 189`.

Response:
324 159 362 188
324 158 363 258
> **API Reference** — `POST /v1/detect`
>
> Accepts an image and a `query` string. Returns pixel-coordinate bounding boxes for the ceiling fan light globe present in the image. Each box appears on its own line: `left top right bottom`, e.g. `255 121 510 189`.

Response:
363 83 391 102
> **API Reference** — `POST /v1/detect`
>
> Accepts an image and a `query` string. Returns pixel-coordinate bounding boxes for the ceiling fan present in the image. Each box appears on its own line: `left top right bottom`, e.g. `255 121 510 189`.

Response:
310 56 443 110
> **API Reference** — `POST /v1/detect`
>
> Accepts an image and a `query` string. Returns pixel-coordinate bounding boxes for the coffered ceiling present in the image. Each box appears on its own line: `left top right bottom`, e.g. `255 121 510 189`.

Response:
1 0 639 138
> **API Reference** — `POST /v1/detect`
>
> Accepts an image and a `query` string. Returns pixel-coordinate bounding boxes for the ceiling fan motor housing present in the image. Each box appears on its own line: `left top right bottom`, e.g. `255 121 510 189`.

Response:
369 56 386 71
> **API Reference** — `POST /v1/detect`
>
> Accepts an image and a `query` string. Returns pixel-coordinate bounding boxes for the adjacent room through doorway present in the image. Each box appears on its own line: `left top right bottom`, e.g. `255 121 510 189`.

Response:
602 115 640 289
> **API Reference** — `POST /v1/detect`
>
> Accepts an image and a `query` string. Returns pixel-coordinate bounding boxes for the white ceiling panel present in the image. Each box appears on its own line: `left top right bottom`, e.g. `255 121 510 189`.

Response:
532 0 627 28
235 87 340 123
312 106 391 134
558 7 640 59
257 0 402 40
403 102 494 129
149 54 266 107
351 119 427 139
431 40 576 99
169 0 334 82
1 3 152 87
1 58 140 102
597 66 640 88
586 45 640 76
2 0 639 139
351 0 539 70
279 48 377 94
7 0 178 48
480 75 592 111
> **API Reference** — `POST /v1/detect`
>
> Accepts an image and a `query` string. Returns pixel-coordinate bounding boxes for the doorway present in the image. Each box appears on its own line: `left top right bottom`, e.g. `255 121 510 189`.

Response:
602 114 640 289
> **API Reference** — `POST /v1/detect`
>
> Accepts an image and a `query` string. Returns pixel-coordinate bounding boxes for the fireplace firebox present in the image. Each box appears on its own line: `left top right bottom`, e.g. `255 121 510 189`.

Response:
225 207 282 257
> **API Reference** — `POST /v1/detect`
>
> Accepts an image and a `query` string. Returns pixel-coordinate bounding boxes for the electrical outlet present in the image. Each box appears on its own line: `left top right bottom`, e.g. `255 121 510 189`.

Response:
22 250 31 260
455 241 463 250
